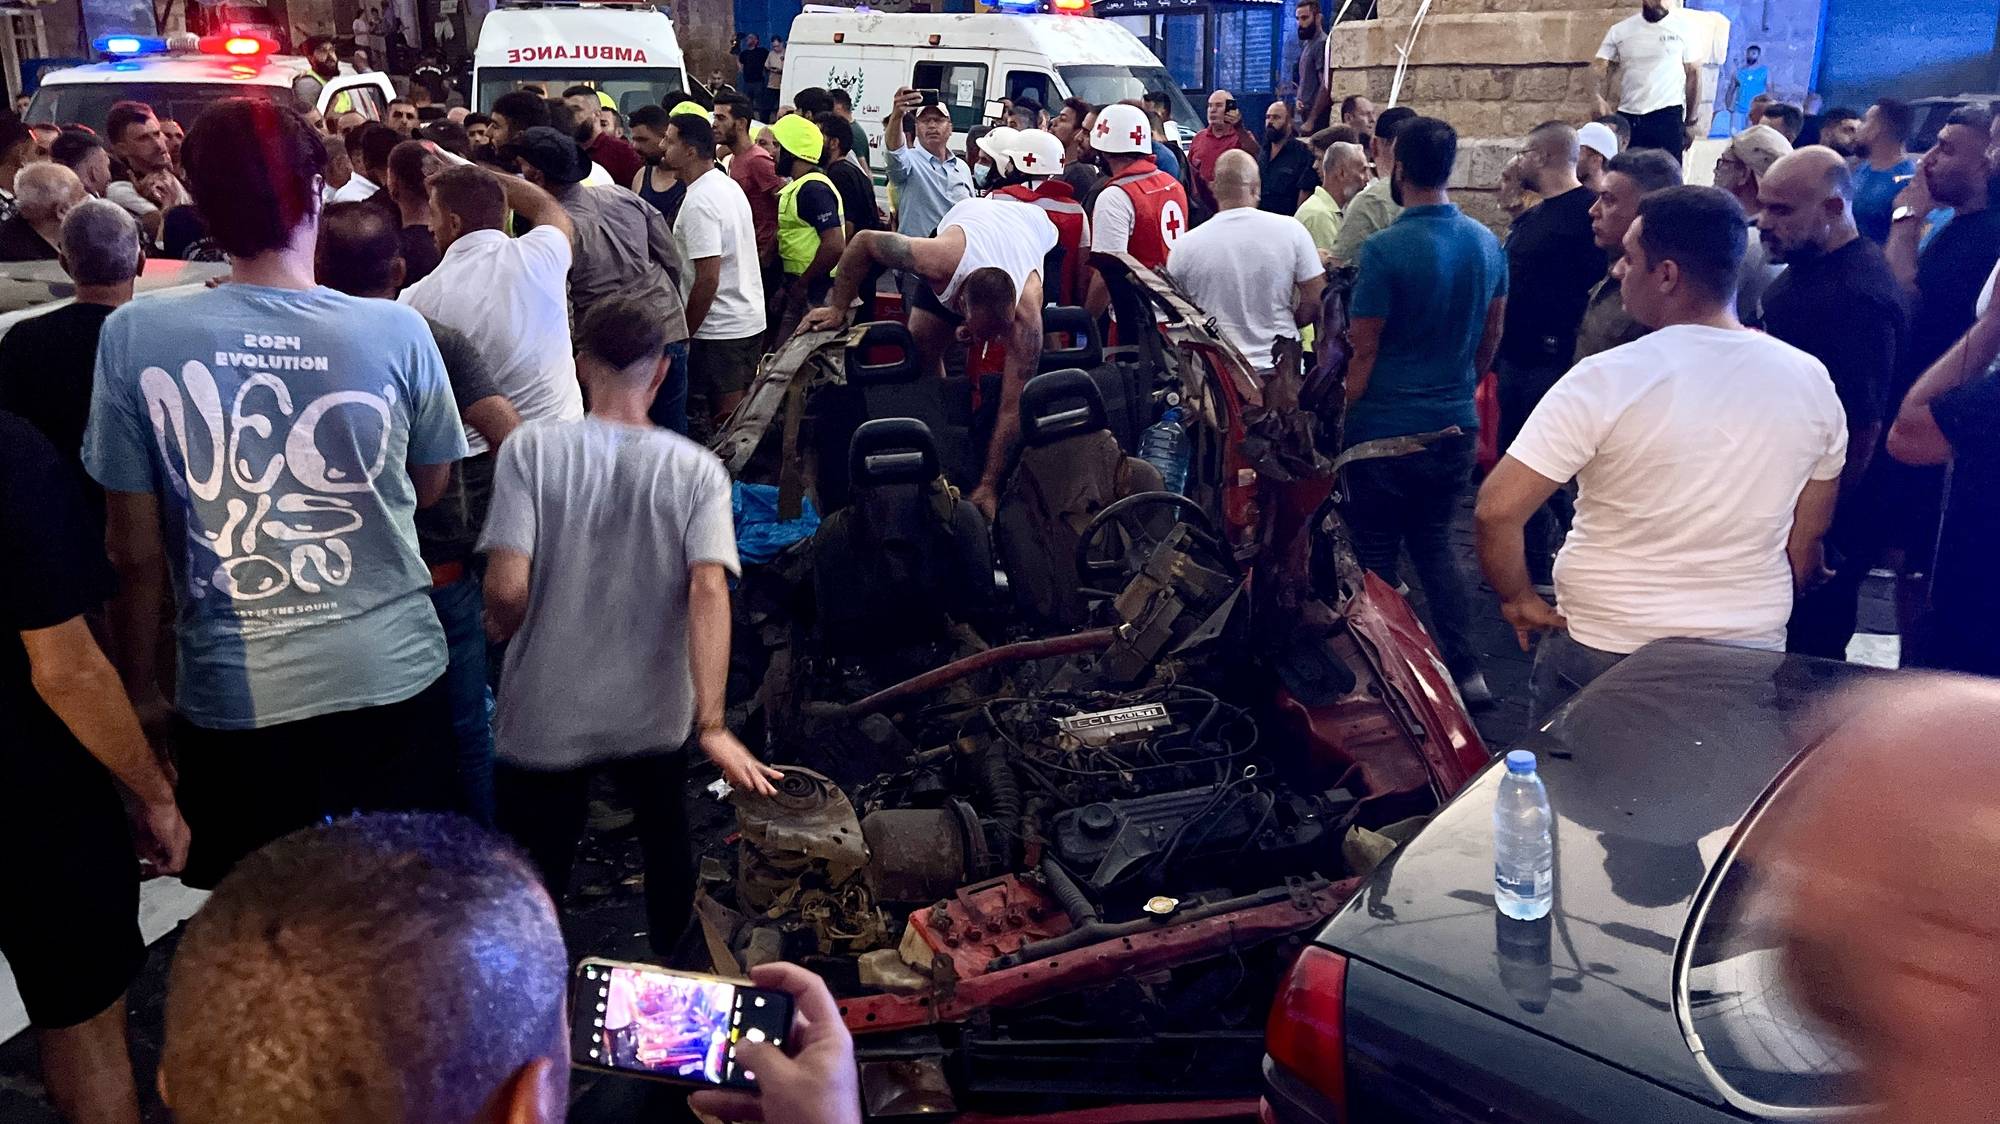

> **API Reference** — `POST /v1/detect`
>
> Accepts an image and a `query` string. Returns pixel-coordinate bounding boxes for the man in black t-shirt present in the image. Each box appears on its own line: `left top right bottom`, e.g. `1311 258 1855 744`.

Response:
1496 121 1606 587
0 199 143 498
1874 106 2000 644
1258 100 1316 214
1886 284 2000 676
2 410 188 1124
1758 148 1910 658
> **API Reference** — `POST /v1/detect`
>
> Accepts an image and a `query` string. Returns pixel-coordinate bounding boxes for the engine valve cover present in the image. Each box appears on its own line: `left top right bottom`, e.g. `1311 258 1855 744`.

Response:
1054 702 1171 747
1051 784 1328 893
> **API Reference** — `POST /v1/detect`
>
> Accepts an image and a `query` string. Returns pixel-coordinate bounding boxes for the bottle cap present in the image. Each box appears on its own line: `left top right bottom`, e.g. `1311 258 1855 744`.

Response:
1505 749 1537 775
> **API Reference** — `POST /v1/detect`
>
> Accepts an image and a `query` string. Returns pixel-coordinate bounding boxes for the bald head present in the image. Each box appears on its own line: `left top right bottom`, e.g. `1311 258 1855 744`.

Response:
1213 148 1260 210
1755 145 1856 263
16 160 83 224
1321 140 1369 205
1521 120 1580 194
59 197 142 286
1768 676 2000 1124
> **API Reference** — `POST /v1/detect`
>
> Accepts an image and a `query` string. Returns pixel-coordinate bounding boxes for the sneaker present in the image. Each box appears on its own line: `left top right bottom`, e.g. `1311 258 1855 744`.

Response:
1456 672 1497 712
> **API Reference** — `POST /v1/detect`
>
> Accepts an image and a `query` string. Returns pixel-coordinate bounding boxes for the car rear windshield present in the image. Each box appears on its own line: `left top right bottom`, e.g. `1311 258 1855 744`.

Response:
476 67 687 119
28 82 287 134
1676 757 1863 1113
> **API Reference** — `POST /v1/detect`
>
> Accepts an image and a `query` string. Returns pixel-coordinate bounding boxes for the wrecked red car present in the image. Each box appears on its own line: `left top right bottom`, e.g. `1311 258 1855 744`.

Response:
696 254 1491 1120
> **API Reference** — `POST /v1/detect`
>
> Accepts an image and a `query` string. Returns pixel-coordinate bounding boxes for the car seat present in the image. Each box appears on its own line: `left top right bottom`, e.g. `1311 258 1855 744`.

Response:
993 369 1166 631
810 418 996 661
811 321 977 512
1040 305 1153 454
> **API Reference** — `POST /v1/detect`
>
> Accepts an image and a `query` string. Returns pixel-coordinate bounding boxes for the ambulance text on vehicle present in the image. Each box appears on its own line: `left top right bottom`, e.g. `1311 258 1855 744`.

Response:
27 34 394 134
780 9 1200 159
472 2 698 118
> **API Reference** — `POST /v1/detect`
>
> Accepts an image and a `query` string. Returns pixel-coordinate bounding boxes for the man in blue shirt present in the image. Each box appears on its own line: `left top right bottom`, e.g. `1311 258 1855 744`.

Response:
84 98 469 888
1341 115 1508 707
885 87 973 238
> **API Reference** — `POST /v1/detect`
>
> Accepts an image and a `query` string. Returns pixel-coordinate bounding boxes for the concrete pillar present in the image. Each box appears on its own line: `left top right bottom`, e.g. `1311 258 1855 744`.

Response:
671 0 736 91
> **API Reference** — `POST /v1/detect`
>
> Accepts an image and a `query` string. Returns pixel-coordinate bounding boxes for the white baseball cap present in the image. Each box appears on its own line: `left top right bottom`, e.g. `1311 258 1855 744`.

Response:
1577 121 1620 160
975 125 1022 175
1001 129 1066 178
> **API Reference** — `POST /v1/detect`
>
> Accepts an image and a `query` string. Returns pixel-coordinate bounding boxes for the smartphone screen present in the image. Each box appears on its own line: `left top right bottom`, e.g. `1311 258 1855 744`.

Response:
571 959 794 1089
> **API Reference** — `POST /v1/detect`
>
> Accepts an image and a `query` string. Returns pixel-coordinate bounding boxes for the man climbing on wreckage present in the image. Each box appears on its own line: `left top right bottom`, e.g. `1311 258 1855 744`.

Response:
799 195 1057 521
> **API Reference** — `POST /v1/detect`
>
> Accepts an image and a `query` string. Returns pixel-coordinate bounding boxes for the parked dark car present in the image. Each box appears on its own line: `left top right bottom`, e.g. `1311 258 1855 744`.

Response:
1261 639 1883 1124
1909 92 1999 151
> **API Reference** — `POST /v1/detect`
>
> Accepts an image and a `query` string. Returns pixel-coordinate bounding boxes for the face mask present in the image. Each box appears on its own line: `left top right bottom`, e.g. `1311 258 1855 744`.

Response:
974 165 997 189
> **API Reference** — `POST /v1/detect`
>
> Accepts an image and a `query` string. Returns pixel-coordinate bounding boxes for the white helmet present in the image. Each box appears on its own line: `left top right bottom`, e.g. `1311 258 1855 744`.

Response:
1002 129 1066 178
975 125 1023 175
1091 102 1152 156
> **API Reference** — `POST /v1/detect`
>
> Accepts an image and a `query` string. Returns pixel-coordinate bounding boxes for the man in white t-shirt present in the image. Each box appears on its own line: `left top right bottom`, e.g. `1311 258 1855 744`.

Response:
1592 0 1700 158
662 110 768 430
401 166 584 456
1475 186 1846 719
801 196 1057 518
1166 149 1325 377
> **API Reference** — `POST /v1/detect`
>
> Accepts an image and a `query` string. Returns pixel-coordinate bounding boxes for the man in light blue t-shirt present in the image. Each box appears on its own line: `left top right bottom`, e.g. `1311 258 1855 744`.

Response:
83 98 469 888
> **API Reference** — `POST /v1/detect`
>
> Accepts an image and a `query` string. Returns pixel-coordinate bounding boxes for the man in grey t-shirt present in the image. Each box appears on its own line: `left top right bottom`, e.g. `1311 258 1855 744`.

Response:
481 293 779 955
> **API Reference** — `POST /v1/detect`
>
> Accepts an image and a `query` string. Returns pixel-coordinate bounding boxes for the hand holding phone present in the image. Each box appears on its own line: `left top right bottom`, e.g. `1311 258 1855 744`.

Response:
687 963 861 1124
571 959 795 1090
916 88 942 108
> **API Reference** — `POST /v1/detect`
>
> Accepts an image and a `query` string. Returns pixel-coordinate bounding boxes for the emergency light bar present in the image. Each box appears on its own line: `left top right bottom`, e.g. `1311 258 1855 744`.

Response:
200 33 277 56
94 33 167 57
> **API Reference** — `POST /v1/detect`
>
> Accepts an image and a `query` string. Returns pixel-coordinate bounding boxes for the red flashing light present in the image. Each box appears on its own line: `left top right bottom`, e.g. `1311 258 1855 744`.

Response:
1052 0 1092 12
1265 945 1349 1121
199 33 275 57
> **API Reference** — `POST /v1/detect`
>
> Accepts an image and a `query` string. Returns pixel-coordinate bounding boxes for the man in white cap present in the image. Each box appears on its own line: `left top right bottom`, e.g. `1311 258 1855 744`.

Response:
884 86 972 239
1711 123 1792 323
990 128 1092 306
1577 120 1620 192
801 196 1056 519
1085 100 1190 314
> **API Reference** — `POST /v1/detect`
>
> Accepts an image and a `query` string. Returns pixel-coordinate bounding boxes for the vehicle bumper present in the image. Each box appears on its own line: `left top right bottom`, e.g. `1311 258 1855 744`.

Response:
1260 1055 1342 1124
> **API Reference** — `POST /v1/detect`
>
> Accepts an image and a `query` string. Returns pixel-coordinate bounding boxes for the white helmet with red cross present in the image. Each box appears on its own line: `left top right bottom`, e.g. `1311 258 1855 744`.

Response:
1091 102 1152 155
1001 129 1066 178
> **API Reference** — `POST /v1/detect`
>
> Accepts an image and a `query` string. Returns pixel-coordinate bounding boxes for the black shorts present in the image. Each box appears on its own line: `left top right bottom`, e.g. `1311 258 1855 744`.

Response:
0 714 143 1029
900 269 962 325
173 673 461 890
688 333 763 404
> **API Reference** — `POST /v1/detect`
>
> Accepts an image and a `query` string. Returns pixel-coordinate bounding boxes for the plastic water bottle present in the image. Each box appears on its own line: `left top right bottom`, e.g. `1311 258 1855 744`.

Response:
1494 749 1553 921
1137 407 1190 495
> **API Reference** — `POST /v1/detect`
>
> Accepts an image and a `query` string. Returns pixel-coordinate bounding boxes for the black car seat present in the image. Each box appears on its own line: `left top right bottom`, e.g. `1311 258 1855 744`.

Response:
993 369 1166 631
1040 305 1151 454
811 418 996 660
811 321 978 514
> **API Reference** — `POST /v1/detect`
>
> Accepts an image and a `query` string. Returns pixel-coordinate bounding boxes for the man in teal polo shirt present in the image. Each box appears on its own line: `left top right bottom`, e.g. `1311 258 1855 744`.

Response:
1341 115 1508 709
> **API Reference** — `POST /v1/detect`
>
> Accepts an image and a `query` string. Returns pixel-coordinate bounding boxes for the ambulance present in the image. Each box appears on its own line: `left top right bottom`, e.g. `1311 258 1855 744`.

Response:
472 1 703 118
779 6 1199 157
27 33 395 135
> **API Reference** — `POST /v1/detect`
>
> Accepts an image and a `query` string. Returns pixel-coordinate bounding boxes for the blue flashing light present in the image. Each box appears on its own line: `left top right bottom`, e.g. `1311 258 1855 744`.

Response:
995 0 1040 12
95 33 167 57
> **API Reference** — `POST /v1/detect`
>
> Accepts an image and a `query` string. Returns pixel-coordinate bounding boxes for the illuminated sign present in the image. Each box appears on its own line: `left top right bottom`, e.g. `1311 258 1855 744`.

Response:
504 44 652 63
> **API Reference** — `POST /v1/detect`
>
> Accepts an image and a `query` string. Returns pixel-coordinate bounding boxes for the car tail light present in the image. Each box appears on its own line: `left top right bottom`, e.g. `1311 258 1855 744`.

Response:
1266 944 1349 1119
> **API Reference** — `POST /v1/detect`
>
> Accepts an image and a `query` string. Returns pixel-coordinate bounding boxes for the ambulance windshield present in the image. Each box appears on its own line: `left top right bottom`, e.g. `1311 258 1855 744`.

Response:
477 66 688 117
1056 65 1199 136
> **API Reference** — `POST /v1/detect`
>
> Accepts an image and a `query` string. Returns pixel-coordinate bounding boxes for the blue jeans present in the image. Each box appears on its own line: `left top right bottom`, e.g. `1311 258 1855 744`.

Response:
1528 631 1627 723
429 575 495 826
646 340 691 435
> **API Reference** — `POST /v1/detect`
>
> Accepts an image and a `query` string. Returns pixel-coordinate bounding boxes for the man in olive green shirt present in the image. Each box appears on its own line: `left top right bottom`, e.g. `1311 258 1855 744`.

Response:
1296 141 1370 261
1329 106 1415 266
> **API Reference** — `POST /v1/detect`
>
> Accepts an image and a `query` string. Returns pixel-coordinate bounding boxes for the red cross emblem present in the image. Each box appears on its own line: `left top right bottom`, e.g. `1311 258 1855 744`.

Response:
1129 125 1146 145
1159 199 1186 244
1165 210 1181 235
1096 119 1112 137
1020 152 1038 167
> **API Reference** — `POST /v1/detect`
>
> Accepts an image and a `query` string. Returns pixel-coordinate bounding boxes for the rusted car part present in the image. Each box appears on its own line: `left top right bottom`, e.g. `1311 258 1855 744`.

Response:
823 628 1118 720
900 874 1074 983
711 324 851 514
836 878 1358 1034
727 767 891 955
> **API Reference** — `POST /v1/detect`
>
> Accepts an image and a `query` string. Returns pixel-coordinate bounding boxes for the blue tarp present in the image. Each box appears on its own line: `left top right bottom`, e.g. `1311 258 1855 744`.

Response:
733 482 820 565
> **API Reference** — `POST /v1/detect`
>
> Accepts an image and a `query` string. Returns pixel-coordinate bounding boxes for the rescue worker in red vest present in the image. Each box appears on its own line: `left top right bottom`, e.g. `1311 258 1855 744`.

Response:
770 112 846 345
800 196 1057 519
1085 101 1190 316
989 129 1092 307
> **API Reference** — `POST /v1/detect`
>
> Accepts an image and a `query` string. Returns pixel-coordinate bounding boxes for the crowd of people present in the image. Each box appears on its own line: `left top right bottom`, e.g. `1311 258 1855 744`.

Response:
3 0 2000 1118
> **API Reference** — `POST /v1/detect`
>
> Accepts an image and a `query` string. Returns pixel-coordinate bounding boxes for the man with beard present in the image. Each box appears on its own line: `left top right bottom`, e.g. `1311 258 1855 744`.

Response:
1756 147 1908 659
1816 107 1862 156
1496 121 1606 594
1592 0 1700 157
1258 99 1315 214
292 36 342 112
714 92 783 296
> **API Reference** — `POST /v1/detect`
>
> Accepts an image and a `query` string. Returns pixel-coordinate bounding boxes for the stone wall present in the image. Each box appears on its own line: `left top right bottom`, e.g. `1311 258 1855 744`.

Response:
1328 0 1637 228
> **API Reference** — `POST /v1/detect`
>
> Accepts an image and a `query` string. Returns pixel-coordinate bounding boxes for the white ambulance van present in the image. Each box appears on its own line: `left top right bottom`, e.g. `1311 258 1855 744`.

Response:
780 8 1198 158
472 1 704 118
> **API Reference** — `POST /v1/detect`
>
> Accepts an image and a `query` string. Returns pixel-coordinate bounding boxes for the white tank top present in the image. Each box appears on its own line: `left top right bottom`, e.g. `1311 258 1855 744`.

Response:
935 197 1059 307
